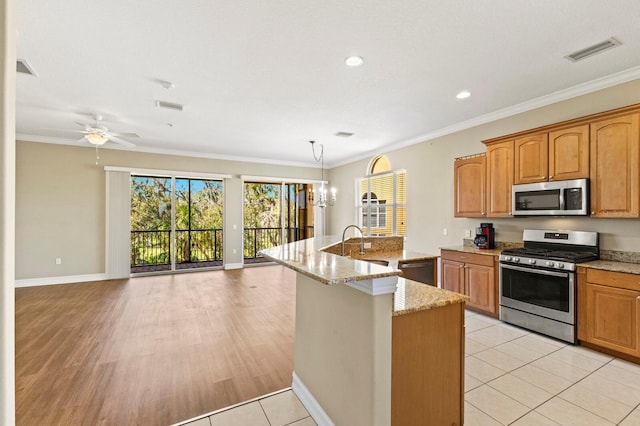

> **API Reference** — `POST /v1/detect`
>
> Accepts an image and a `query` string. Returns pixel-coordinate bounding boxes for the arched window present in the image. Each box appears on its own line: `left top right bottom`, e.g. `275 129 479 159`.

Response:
357 155 406 236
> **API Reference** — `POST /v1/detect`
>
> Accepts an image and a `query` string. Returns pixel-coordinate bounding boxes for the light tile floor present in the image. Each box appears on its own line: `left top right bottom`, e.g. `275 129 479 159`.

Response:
179 309 640 425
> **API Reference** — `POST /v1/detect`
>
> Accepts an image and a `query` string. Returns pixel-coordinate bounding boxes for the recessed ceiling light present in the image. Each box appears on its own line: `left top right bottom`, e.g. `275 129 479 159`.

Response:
456 90 471 99
345 56 364 67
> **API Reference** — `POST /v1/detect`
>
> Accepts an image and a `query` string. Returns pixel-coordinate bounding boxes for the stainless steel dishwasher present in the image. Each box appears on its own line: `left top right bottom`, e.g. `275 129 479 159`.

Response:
397 258 436 286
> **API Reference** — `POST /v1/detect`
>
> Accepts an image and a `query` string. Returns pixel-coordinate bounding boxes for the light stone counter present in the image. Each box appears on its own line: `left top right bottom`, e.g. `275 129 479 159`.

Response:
259 236 402 285
393 278 468 316
578 260 640 275
440 245 503 256
260 236 466 316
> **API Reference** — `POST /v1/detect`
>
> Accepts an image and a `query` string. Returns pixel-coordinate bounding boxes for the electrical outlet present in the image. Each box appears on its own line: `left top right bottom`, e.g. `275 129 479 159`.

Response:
442 228 448 236
233 224 237 230
364 242 372 249
232 249 237 254
464 229 471 238
55 258 62 265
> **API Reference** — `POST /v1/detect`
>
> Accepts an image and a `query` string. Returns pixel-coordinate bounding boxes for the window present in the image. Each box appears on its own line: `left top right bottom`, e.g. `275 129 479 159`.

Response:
357 155 406 236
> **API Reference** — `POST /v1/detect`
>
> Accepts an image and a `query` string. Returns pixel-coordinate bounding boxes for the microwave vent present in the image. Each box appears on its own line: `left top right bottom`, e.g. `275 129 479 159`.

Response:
565 38 621 62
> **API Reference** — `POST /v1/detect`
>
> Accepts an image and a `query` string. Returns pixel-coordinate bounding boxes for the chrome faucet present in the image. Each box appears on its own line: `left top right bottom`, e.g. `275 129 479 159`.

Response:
341 225 365 256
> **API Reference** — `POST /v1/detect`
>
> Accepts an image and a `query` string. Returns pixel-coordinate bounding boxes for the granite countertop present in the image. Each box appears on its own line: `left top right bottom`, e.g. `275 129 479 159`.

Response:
260 236 466 315
259 236 402 285
578 260 640 275
440 245 503 256
393 278 468 316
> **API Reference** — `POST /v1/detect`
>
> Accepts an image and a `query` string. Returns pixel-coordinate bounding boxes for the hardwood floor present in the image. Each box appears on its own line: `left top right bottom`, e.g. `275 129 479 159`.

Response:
15 265 296 425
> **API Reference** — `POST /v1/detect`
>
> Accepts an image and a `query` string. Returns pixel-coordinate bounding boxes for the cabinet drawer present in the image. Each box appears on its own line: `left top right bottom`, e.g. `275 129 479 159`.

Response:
441 250 494 267
587 269 640 292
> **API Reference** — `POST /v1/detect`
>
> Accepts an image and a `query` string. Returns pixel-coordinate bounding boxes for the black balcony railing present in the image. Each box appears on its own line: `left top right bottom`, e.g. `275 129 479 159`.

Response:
243 226 315 259
131 226 314 268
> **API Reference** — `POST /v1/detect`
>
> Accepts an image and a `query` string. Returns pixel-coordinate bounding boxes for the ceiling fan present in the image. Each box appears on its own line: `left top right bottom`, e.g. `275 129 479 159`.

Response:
74 115 138 148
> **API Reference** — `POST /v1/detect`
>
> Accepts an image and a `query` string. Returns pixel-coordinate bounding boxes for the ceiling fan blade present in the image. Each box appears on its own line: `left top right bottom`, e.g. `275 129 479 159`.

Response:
74 121 92 130
109 131 140 138
109 135 136 148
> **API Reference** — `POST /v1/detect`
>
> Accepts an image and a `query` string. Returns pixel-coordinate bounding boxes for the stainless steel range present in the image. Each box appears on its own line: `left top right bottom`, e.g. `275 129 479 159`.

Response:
499 229 599 343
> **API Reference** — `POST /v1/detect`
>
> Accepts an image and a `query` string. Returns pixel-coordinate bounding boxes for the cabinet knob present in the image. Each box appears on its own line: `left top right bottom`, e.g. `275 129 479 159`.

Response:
549 175 553 179
542 176 546 179
591 211 595 215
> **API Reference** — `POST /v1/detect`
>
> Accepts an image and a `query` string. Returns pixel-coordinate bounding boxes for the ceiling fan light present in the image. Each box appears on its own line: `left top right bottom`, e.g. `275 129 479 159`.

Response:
85 133 108 145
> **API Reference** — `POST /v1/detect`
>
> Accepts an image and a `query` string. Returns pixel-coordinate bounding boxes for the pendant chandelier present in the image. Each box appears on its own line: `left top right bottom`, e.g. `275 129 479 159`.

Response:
308 141 336 208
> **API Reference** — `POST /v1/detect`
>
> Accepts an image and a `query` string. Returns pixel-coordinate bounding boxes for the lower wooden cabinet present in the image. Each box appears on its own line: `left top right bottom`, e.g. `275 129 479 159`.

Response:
392 302 465 426
441 250 498 316
578 268 640 359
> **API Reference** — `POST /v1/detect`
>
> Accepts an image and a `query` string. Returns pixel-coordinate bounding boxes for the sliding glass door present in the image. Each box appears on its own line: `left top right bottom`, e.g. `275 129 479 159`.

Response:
243 182 313 263
130 175 224 273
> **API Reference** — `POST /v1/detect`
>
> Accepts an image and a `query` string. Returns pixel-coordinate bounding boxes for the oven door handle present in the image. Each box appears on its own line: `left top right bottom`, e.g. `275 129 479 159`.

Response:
500 263 570 278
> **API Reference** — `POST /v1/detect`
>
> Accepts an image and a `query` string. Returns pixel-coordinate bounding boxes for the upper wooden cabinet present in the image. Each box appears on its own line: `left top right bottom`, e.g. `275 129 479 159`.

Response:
590 113 640 218
549 125 590 181
514 133 548 184
454 155 486 217
485 140 514 217
514 126 589 184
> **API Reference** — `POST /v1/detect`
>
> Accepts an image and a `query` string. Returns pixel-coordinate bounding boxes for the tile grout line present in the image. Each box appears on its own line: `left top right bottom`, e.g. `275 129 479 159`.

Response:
469 328 640 425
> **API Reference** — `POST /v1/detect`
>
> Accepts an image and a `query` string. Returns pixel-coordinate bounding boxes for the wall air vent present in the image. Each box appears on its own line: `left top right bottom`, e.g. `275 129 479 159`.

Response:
565 38 621 62
16 59 38 76
155 100 184 111
334 132 354 138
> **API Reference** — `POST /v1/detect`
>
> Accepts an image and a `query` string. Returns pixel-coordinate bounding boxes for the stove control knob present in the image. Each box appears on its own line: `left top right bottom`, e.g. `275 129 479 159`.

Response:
529 259 536 265
546 261 555 267
557 263 565 269
504 256 512 262
513 257 520 263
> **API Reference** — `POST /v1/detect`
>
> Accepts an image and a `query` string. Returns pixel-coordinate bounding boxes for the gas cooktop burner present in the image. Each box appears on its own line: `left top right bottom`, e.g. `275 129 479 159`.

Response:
500 247 597 263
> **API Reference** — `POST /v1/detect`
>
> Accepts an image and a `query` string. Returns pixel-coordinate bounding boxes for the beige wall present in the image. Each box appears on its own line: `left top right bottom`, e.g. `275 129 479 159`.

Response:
294 273 392 425
328 79 640 254
16 141 319 280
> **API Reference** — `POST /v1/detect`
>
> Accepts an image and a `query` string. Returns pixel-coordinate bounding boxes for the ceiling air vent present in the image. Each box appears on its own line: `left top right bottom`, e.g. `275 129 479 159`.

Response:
334 132 354 138
16 59 37 76
155 100 184 111
565 38 621 62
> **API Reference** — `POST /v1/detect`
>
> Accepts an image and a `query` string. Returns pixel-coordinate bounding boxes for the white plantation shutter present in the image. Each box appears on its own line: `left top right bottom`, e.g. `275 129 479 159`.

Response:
357 170 406 236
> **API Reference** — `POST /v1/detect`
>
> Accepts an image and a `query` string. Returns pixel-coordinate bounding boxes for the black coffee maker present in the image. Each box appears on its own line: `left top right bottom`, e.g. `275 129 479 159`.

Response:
474 223 495 249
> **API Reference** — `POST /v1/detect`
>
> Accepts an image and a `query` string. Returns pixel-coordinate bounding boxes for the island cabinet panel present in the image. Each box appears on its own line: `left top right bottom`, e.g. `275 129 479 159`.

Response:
514 133 548 184
548 124 590 181
454 155 486 217
590 112 640 218
392 302 464 426
441 250 498 317
578 268 640 359
485 140 514 217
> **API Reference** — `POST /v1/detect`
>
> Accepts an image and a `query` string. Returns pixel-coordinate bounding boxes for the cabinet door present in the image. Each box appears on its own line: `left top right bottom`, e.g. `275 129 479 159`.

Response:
441 259 464 294
583 282 640 357
454 155 486 217
486 140 514 217
590 113 640 218
465 263 496 315
549 125 589 181
514 134 548 184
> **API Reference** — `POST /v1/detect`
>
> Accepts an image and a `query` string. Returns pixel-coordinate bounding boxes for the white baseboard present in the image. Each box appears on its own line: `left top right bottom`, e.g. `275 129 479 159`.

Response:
223 262 243 270
292 372 334 426
15 273 109 288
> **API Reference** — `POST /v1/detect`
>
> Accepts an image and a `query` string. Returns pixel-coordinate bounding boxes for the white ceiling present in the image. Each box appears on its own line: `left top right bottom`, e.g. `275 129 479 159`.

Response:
15 0 640 167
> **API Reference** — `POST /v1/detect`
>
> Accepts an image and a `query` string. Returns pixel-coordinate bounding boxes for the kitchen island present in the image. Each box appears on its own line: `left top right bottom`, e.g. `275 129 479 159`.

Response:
261 236 467 426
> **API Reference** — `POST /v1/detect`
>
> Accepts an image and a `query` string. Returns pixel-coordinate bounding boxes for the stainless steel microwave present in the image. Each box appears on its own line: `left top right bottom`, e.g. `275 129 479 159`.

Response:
512 178 589 216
